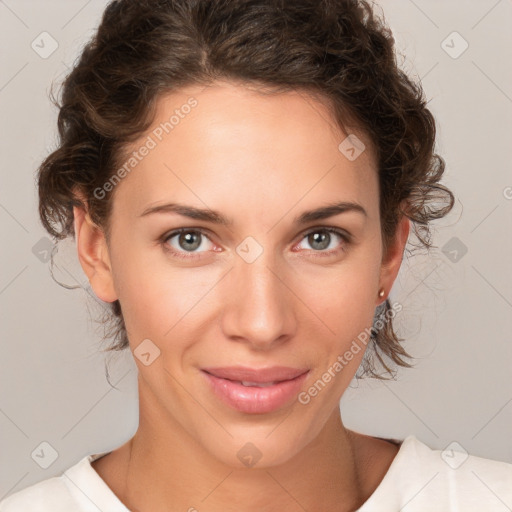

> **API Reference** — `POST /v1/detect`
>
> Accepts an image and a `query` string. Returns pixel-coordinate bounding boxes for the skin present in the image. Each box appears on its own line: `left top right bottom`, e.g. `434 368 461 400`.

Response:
74 80 409 512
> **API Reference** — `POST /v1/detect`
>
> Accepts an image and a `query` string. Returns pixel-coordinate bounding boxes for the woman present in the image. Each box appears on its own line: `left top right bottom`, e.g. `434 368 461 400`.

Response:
1 0 511 510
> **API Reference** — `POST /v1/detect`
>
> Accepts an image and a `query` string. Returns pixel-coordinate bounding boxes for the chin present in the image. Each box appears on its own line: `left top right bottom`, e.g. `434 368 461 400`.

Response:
197 422 314 470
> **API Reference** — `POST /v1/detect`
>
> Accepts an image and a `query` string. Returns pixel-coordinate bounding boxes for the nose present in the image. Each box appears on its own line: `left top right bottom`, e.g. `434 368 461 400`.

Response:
220 251 297 350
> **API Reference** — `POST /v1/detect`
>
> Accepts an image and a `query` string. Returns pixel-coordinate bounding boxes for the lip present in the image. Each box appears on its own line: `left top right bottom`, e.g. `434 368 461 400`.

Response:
201 366 310 414
202 366 308 383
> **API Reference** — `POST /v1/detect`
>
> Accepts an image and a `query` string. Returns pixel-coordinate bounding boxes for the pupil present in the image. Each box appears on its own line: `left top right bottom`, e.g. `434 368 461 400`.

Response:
179 232 201 251
309 232 329 250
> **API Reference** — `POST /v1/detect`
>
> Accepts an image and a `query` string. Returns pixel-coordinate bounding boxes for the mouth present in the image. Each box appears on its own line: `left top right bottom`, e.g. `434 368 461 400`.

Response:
201 366 310 414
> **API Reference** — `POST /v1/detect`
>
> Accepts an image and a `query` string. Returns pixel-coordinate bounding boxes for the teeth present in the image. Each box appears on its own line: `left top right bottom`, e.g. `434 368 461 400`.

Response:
240 381 277 387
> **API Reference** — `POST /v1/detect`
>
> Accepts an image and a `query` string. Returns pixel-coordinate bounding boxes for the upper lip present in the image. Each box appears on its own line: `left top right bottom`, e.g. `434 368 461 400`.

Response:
202 366 309 383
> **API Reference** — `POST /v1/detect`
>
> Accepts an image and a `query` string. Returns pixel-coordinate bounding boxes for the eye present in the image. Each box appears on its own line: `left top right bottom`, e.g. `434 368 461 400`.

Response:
294 227 350 257
160 226 351 260
161 228 217 259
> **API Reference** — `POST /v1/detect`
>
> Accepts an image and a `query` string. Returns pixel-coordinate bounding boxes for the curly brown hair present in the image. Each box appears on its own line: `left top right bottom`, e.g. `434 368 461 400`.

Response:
37 0 454 379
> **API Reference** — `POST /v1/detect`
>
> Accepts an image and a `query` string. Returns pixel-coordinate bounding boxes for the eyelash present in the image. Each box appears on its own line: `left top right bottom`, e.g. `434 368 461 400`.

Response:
160 226 351 260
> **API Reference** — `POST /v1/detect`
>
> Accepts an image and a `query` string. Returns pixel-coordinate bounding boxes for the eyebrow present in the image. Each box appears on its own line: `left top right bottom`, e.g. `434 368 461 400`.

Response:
139 200 367 225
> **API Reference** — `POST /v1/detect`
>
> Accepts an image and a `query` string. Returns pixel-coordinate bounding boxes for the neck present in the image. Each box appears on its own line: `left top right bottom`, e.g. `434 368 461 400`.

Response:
118 380 366 512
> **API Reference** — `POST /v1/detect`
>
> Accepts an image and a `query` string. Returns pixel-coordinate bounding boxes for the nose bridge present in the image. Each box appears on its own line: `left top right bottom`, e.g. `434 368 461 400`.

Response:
220 246 296 347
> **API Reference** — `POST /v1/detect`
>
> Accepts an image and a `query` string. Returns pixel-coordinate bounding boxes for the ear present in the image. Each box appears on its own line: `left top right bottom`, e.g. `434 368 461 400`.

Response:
377 213 410 305
73 202 118 303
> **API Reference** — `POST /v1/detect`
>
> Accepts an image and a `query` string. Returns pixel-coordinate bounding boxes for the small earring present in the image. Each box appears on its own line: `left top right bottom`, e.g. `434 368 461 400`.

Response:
378 288 385 298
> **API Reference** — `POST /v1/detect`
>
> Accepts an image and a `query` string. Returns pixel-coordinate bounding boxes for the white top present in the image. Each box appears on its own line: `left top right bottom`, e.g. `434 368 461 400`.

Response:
1 435 511 511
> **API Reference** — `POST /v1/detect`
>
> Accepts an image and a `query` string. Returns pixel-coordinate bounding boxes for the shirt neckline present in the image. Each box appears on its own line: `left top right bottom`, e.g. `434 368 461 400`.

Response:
63 450 130 511
70 435 417 511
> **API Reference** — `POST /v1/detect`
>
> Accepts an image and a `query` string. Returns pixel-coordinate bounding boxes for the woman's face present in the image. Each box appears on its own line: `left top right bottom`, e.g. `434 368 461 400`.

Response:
80 81 407 468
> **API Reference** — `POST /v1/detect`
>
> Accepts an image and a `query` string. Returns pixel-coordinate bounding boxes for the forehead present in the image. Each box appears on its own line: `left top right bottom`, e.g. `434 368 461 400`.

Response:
112 81 378 223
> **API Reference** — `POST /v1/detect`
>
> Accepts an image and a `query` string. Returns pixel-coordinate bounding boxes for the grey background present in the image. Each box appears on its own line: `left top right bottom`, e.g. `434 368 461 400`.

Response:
1 0 511 500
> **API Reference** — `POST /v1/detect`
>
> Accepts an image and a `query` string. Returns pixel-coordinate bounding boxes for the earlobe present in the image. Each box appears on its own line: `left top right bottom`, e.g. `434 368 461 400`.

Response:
73 205 118 303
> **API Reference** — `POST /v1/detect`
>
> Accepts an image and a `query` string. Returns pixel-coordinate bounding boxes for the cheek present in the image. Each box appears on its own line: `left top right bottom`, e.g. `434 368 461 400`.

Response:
110 243 220 345
295 256 381 344
296 268 379 406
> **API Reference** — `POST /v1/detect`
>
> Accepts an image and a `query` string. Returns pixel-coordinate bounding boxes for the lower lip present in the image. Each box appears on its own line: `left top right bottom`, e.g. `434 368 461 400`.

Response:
202 370 309 414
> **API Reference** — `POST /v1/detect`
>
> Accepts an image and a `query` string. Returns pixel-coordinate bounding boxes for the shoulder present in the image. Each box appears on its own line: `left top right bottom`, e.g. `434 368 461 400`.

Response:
0 450 124 512
0 473 78 512
358 434 512 511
